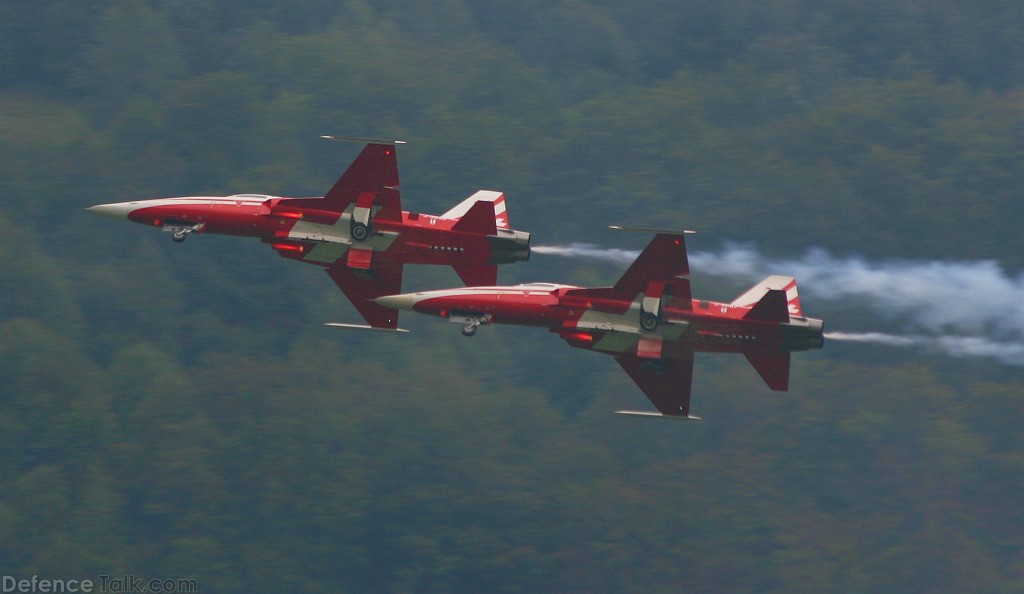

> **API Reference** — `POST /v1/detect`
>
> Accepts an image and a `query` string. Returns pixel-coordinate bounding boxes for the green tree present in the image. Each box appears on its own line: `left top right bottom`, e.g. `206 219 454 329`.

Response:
74 0 186 119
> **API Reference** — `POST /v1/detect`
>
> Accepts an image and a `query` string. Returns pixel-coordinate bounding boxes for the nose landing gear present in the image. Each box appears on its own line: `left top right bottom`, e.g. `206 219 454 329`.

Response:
163 222 205 242
448 313 493 337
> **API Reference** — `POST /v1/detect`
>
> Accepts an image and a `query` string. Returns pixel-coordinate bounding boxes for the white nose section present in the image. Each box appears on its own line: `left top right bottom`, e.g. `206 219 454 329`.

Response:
86 202 138 220
374 294 420 310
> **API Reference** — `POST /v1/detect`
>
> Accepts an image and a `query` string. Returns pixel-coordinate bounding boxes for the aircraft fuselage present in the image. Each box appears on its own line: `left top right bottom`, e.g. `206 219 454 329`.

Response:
87 141 532 330
89 194 531 272
376 283 824 355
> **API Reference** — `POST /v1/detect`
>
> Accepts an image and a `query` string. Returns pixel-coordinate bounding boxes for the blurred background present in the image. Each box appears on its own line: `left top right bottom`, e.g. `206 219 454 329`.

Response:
1 1 1022 591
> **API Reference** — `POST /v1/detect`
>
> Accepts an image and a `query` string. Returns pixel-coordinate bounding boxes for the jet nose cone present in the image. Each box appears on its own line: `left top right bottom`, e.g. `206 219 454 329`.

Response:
374 294 419 311
86 202 138 220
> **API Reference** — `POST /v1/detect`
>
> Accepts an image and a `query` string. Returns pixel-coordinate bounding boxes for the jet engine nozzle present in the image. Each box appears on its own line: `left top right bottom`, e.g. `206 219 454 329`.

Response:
782 317 824 351
487 229 531 264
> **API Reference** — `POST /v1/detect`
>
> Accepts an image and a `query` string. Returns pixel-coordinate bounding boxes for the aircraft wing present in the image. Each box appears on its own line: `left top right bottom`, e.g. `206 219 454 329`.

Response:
615 351 695 417
452 263 498 286
326 257 403 329
611 233 692 306
321 142 401 217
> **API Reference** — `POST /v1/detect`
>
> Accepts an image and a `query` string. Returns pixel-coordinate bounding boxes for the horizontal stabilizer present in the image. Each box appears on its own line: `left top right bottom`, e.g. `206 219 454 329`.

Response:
744 351 790 391
324 323 410 333
451 200 498 235
615 410 702 420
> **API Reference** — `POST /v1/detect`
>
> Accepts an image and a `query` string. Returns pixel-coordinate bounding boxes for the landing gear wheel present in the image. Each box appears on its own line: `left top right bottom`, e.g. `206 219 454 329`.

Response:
172 230 188 243
351 222 369 241
461 324 478 337
640 311 659 331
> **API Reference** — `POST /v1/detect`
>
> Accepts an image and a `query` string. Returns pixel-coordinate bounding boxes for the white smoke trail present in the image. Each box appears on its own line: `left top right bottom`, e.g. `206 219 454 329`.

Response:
825 332 1024 366
531 244 641 264
534 242 1024 366
824 331 922 347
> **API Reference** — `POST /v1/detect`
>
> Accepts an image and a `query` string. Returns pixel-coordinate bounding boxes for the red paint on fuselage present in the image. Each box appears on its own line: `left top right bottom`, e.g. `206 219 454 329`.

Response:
410 289 794 354
129 201 272 237
123 197 522 268
374 232 822 416
414 291 556 326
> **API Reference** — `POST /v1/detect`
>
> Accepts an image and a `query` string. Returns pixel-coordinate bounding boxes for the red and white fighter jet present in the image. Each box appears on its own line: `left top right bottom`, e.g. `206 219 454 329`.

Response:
375 230 824 418
88 139 531 329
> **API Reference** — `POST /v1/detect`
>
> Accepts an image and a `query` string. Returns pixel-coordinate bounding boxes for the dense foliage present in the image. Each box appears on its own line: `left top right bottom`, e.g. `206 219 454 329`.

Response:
1 1 1022 592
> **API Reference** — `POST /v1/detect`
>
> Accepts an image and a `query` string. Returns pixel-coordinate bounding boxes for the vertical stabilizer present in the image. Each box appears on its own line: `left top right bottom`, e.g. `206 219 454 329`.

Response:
451 200 499 235
733 275 802 318
442 190 510 230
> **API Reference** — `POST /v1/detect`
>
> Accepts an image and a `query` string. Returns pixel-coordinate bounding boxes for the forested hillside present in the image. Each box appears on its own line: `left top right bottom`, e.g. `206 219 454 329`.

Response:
1 1 1022 592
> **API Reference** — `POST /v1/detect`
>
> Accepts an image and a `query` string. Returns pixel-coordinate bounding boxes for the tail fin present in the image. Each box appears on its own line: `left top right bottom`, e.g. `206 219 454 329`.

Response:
735 276 800 391
451 200 498 235
442 190 510 230
733 275 802 319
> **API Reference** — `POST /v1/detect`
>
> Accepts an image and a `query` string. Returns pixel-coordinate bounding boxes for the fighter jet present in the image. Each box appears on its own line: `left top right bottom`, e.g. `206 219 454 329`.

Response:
88 139 531 329
375 229 824 418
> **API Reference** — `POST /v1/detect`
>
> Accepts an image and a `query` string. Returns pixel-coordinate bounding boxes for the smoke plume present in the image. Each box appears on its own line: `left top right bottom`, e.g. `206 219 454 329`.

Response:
534 242 1024 366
